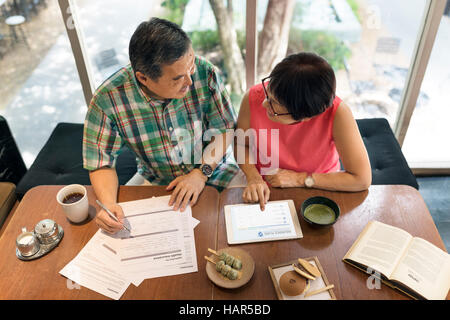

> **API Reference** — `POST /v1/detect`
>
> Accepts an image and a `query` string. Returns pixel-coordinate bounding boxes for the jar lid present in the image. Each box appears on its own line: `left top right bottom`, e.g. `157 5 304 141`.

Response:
34 219 56 236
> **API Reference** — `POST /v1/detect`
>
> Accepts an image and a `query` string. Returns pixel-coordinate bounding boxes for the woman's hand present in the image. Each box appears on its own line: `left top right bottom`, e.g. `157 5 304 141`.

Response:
265 169 306 188
243 176 270 210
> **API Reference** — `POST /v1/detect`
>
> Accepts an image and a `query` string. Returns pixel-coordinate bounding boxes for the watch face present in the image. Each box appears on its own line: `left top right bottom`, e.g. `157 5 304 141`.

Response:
305 176 314 187
201 164 213 177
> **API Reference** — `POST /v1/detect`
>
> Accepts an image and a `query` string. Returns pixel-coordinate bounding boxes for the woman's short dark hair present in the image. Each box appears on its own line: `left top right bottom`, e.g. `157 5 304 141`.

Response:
268 52 336 120
129 17 191 80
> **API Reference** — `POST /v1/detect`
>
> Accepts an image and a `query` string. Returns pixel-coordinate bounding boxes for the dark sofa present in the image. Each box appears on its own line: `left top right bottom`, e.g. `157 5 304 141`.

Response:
14 117 418 200
356 118 418 190
15 122 137 200
0 117 418 228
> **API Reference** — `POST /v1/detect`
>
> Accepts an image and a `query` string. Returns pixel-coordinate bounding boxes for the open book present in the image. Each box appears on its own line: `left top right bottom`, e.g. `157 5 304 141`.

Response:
343 220 450 300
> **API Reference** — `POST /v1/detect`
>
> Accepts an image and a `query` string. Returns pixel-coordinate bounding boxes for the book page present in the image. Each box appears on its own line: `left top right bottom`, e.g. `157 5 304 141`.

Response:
391 237 450 300
344 221 413 278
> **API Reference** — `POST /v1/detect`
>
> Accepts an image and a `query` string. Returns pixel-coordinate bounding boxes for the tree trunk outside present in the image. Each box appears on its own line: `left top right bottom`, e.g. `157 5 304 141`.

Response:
209 0 245 96
257 0 295 79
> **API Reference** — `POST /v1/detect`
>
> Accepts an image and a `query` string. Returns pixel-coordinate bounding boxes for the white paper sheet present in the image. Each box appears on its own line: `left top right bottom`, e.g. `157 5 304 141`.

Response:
111 195 198 286
59 230 130 300
59 195 200 299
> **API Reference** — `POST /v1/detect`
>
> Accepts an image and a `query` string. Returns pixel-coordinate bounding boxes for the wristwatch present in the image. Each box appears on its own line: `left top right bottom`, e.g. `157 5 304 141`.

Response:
200 164 213 178
304 174 315 188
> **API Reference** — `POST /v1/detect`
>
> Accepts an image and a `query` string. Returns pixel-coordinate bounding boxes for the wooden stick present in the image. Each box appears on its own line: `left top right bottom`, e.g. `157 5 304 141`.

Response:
204 256 216 264
207 248 219 256
304 284 334 298
292 264 316 281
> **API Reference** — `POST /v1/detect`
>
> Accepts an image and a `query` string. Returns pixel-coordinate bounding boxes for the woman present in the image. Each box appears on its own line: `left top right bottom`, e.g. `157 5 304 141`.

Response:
235 52 371 210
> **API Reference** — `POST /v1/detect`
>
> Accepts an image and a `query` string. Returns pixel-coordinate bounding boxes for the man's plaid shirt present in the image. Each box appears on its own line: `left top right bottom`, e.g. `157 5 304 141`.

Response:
83 56 239 189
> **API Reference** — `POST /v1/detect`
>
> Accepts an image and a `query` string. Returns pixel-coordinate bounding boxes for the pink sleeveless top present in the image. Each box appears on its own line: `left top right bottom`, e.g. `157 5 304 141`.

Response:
249 84 341 175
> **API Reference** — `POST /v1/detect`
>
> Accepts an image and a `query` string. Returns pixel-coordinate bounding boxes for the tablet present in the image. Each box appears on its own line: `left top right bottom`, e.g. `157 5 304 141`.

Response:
224 200 303 244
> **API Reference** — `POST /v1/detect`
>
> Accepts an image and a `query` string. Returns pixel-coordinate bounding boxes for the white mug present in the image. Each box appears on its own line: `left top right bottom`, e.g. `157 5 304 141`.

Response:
56 184 89 223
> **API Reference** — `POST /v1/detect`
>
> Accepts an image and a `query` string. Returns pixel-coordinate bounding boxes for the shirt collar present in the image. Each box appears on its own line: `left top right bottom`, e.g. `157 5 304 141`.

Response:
126 64 169 106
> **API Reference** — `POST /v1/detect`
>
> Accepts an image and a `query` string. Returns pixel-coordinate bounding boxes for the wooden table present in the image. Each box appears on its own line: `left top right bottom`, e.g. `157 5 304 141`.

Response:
0 184 448 300
215 185 450 300
0 185 219 299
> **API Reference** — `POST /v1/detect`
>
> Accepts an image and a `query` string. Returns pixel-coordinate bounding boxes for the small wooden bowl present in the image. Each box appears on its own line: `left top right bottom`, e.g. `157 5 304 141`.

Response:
205 247 255 289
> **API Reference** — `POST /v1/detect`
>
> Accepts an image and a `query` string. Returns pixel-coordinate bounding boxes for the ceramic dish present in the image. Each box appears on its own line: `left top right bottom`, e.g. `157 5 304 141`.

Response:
300 196 340 227
205 247 255 289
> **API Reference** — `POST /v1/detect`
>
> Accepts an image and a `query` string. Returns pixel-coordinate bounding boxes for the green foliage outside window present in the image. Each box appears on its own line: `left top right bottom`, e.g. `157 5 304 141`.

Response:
188 28 245 110
189 30 220 52
288 29 351 71
161 0 190 25
346 0 361 22
189 30 245 56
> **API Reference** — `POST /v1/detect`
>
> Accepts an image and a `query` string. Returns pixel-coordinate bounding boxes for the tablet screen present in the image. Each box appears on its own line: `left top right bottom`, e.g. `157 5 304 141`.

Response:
224 200 303 244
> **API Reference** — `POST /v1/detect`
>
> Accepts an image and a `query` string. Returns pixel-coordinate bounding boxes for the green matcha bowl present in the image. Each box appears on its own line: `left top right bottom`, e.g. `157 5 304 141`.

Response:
300 196 340 227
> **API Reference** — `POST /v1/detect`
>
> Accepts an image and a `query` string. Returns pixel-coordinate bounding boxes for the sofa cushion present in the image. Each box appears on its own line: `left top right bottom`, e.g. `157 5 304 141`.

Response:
356 118 418 189
15 123 137 199
0 182 16 228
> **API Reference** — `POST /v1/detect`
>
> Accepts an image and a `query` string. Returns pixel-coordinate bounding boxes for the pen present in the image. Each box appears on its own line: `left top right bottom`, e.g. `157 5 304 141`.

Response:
96 200 131 232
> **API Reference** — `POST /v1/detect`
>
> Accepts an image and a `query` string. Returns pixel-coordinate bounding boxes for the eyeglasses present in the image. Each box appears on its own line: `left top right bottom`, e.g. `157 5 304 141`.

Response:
261 77 292 117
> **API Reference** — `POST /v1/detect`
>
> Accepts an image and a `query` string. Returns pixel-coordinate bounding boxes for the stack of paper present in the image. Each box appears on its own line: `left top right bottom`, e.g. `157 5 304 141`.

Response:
59 195 199 300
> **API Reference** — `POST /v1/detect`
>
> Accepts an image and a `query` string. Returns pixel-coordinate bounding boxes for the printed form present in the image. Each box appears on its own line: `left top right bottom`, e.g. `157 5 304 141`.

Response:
59 230 130 300
59 195 199 299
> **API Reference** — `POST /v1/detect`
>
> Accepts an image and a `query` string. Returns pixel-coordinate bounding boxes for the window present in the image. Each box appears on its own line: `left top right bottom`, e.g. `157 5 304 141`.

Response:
402 5 450 168
72 0 246 109
276 0 428 125
62 0 449 172
73 0 154 88
0 0 84 167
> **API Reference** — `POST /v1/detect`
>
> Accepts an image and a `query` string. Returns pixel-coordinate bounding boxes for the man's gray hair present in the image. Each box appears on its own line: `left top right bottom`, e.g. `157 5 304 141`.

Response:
129 17 191 80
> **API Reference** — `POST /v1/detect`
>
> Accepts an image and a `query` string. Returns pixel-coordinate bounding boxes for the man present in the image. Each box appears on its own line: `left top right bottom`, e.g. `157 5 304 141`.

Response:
83 18 239 234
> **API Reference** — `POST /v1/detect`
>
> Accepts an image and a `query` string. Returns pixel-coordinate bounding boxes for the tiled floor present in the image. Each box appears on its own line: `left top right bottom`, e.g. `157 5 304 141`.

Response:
417 176 450 251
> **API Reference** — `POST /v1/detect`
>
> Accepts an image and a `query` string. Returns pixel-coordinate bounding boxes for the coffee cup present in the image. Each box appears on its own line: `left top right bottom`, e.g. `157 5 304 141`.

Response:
56 184 89 223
